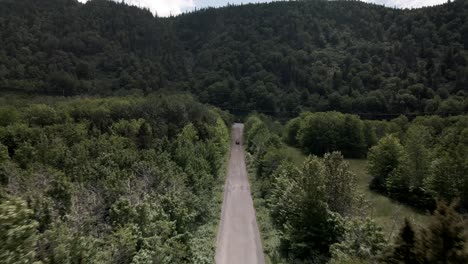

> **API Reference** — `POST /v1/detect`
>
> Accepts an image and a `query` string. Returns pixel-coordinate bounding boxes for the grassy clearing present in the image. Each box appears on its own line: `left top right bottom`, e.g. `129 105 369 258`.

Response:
283 145 306 166
283 146 429 238
346 159 429 237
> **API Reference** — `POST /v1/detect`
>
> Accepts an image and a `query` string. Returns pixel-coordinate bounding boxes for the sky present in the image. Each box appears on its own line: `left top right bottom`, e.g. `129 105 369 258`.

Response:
77 0 448 17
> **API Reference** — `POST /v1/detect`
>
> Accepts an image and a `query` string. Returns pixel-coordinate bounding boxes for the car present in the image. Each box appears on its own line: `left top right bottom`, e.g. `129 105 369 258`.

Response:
235 140 240 145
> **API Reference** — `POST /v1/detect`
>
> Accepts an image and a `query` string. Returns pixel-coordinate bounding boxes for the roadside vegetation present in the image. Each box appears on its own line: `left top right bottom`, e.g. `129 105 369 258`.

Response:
280 148 430 236
0 0 467 263
0 94 230 263
245 113 468 264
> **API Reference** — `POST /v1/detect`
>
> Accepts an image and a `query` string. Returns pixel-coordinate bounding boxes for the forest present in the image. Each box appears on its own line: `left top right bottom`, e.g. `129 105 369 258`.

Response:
0 0 467 263
244 113 467 263
0 94 230 263
0 0 467 117
283 112 468 210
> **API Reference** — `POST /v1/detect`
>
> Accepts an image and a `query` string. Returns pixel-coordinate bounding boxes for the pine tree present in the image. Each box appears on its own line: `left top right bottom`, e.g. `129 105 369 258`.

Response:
383 218 420 264
137 122 153 149
420 202 468 263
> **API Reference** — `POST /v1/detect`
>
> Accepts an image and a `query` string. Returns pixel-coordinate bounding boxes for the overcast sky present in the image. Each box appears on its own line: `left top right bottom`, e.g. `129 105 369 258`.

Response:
77 0 448 17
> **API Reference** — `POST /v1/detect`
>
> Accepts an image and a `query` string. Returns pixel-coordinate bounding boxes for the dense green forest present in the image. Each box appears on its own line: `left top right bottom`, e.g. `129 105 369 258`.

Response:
0 94 230 263
0 0 467 117
1 0 467 263
244 114 468 263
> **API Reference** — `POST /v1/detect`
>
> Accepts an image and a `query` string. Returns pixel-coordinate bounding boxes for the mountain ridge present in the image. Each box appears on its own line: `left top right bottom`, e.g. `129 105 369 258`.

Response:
0 0 466 117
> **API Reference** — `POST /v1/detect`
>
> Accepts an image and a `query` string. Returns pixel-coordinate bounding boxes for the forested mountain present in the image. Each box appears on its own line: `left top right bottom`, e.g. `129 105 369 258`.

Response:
0 0 467 117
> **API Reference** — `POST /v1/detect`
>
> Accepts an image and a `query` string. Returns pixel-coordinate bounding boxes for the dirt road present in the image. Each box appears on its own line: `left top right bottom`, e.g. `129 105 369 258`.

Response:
215 123 265 264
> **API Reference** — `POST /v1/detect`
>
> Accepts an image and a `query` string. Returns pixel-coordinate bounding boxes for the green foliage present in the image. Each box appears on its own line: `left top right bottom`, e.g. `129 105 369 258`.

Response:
291 112 368 158
268 162 301 228
419 202 468 263
283 117 301 146
402 125 432 190
297 112 345 156
274 156 344 261
323 152 357 216
382 219 419 264
0 195 38 264
330 218 387 263
367 115 467 211
256 147 291 197
425 119 468 209
0 106 20 127
0 0 466 117
24 104 63 127
246 114 373 262
110 225 139 264
0 143 9 164
368 135 405 191
384 202 468 264
0 94 230 263
46 170 72 217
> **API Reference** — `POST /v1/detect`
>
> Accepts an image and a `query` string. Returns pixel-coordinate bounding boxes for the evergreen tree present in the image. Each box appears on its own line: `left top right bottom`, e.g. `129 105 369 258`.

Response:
137 122 153 149
383 219 420 264
420 202 468 263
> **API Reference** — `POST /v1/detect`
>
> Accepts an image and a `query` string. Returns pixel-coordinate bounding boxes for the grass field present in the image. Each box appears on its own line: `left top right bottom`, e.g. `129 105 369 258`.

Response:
284 146 429 238
346 159 430 237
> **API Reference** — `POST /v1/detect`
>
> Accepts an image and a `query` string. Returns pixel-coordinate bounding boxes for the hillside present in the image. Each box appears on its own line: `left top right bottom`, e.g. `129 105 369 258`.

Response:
0 0 467 117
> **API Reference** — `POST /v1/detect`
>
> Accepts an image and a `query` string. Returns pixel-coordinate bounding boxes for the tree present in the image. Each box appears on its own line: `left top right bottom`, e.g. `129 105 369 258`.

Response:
331 218 386 263
368 135 405 191
423 122 468 209
0 0 466 115
137 122 153 149
110 225 139 264
283 117 301 146
323 152 357 216
341 115 366 158
420 202 468 263
383 219 420 264
269 162 300 228
0 143 9 164
273 156 344 260
257 147 290 197
0 107 20 127
403 125 431 190
296 112 367 158
24 104 61 127
384 202 468 264
0 196 38 264
47 171 72 217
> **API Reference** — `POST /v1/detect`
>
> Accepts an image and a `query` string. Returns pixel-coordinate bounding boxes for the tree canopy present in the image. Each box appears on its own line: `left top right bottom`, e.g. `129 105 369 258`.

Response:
0 0 467 117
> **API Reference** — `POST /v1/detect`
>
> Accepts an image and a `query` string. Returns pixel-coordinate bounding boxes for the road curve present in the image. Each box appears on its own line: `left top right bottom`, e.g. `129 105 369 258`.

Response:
215 123 265 264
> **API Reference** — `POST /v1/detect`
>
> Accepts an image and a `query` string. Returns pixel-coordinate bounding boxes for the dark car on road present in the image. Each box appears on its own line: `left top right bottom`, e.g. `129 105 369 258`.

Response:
235 140 240 145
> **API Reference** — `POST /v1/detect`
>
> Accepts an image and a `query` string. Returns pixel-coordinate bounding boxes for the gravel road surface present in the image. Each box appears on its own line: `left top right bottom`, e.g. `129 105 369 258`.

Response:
215 123 265 264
